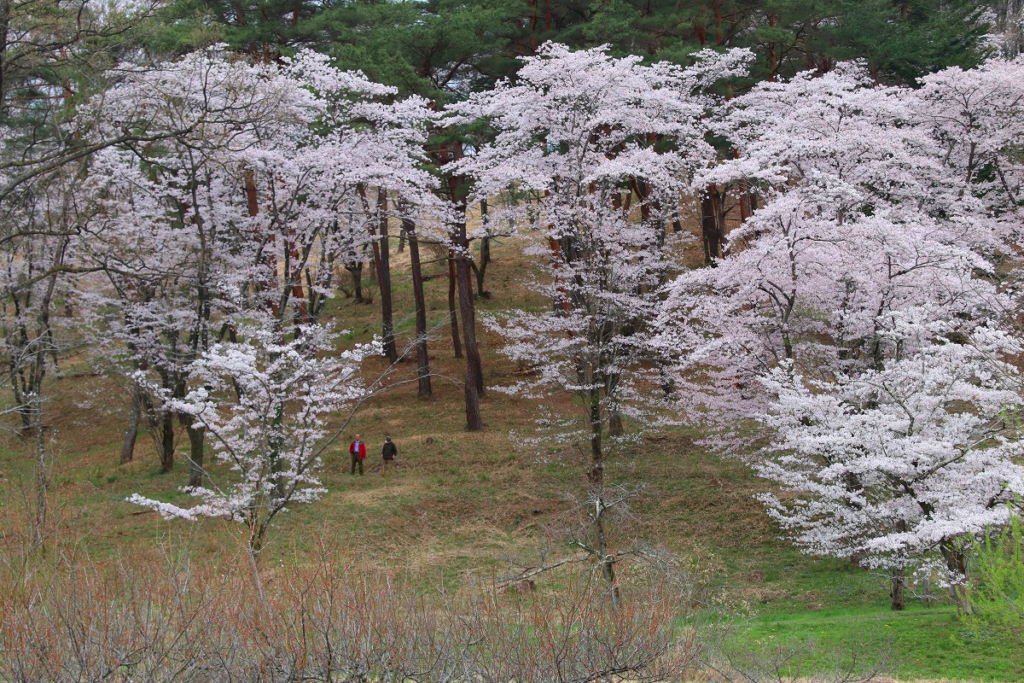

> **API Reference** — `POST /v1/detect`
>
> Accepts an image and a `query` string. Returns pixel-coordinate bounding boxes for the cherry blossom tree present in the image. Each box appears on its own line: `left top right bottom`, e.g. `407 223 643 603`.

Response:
71 47 439 550
656 58 1024 610
912 56 1024 252
77 48 318 481
758 332 1024 611
658 62 1006 441
0 0 168 545
252 50 437 340
451 42 751 604
128 323 380 553
79 47 435 483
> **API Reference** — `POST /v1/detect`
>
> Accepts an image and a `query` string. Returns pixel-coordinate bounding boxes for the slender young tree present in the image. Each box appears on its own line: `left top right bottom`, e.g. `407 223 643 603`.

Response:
453 42 751 602
398 204 433 398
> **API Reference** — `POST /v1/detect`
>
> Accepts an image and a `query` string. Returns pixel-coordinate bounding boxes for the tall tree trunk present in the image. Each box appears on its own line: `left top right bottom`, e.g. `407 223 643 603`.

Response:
448 250 463 359
454 208 484 430
470 199 492 298
184 418 205 488
27 243 66 547
890 568 906 611
586 386 620 609
941 540 973 615
373 189 398 363
31 393 46 548
403 217 432 398
159 409 175 473
346 261 364 303
120 385 142 465
701 185 725 265
245 169 278 319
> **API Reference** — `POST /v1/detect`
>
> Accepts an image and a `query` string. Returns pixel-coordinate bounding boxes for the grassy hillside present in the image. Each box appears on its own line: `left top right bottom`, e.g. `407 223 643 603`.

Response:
0 234 1021 682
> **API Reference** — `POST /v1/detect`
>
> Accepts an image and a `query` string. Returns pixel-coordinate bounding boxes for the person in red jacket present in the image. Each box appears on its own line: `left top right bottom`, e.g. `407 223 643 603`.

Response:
349 434 366 476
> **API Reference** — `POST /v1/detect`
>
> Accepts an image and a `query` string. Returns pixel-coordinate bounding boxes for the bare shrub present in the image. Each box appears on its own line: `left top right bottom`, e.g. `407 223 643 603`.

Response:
0 544 704 682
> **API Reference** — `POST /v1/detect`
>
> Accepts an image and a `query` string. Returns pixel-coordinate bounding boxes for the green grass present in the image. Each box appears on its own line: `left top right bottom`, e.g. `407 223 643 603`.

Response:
731 605 1024 682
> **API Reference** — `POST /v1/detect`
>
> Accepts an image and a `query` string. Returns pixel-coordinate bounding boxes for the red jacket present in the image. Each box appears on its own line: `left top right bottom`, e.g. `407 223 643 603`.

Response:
349 441 366 460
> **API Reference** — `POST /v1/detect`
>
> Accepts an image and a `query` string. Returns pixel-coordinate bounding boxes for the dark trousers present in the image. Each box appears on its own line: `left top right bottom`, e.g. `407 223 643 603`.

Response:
351 454 363 475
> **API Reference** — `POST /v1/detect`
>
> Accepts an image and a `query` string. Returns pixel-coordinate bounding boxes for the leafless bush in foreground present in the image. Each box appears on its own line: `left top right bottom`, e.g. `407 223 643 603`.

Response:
0 547 705 682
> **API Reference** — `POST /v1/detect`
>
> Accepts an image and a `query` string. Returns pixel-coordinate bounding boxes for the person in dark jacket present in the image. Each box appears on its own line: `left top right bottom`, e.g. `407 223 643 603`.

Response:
381 436 397 475
349 435 366 475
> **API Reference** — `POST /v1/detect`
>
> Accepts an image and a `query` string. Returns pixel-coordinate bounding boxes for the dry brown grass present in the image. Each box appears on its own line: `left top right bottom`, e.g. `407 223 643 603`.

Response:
0 212 807 576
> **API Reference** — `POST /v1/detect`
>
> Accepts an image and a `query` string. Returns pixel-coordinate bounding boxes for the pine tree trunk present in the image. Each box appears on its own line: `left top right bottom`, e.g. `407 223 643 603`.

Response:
454 209 484 430
403 217 432 398
448 250 463 359
244 169 279 318
374 189 398 363
701 185 725 265
473 199 492 298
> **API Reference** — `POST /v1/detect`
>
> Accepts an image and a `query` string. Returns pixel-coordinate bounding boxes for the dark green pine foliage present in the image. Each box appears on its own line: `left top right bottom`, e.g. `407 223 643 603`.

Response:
538 0 991 83
314 0 528 102
155 0 330 60
149 0 993 91
808 0 992 82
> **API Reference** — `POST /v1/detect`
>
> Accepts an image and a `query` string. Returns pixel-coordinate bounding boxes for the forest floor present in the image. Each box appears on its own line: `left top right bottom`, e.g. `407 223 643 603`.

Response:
0 234 1020 682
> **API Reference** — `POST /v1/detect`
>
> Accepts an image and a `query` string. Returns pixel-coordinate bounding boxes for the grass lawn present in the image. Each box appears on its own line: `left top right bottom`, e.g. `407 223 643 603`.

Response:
732 605 1024 682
